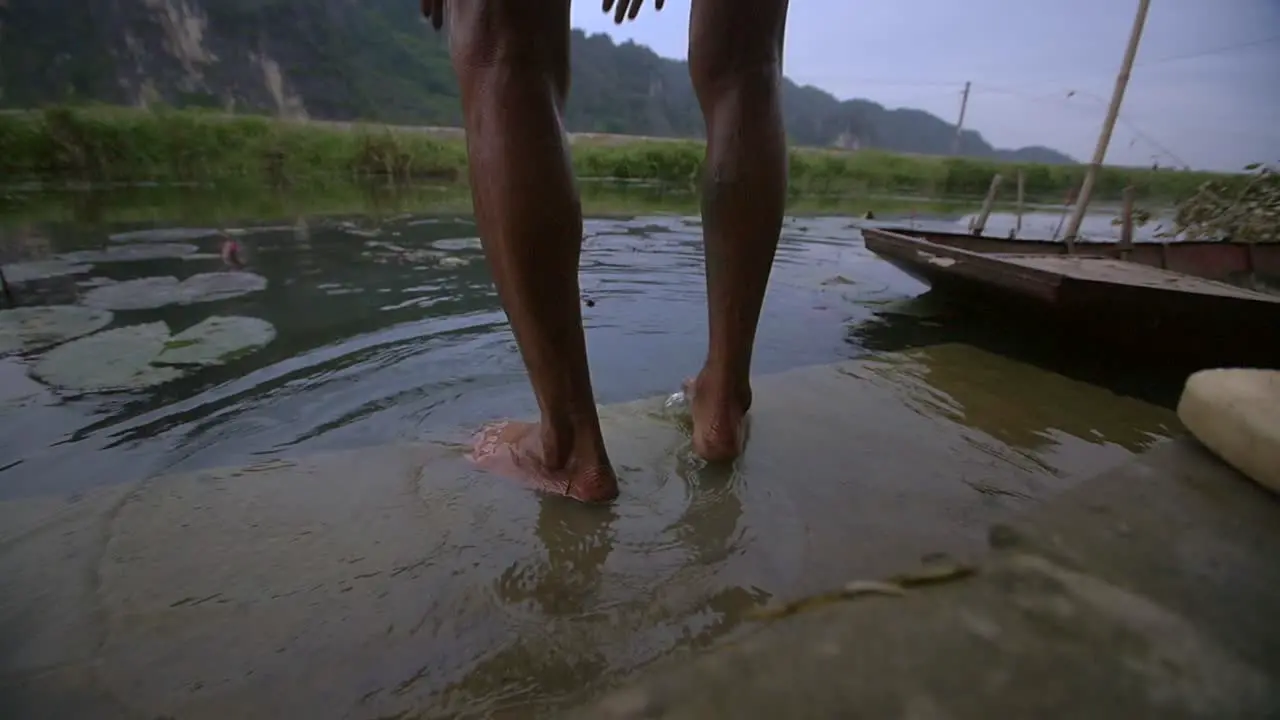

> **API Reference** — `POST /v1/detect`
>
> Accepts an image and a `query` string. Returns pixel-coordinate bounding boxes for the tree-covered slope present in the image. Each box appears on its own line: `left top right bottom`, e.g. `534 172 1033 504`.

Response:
0 0 1075 164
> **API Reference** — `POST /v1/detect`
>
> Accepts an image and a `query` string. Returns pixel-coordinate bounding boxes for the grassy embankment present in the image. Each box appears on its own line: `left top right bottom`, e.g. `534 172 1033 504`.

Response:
0 106 1234 203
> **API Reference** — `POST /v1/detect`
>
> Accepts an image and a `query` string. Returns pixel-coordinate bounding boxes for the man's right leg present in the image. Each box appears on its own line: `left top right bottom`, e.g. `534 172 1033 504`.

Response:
447 2 618 503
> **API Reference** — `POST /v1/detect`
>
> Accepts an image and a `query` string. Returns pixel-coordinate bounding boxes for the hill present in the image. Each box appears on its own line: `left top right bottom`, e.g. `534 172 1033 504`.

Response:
0 0 1075 164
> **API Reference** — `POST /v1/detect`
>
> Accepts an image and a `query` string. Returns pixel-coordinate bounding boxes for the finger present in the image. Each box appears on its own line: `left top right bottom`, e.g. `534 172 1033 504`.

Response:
628 0 643 21
430 0 444 30
655 0 664 9
614 0 628 24
603 0 616 15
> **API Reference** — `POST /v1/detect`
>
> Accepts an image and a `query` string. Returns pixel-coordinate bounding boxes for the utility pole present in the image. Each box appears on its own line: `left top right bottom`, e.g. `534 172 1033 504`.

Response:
951 81 971 156
1062 0 1151 251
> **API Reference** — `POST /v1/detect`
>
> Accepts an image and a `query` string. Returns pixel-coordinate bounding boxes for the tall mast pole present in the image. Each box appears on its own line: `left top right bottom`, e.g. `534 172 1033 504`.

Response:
1062 0 1151 251
951 81 971 156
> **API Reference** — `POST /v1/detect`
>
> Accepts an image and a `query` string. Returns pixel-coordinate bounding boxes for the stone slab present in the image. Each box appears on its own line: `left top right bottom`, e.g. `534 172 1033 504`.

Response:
566 439 1280 720
0 345 1178 719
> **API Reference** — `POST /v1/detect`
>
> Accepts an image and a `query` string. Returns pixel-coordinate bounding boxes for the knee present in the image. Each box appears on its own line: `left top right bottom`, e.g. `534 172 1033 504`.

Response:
447 4 568 93
688 15 784 100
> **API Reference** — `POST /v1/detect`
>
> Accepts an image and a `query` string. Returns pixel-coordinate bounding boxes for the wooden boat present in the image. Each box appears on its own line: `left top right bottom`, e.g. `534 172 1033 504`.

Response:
859 224 1280 285
860 225 1280 369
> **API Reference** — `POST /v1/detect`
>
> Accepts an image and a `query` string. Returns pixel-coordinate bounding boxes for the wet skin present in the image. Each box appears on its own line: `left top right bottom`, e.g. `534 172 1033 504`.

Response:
422 0 790 502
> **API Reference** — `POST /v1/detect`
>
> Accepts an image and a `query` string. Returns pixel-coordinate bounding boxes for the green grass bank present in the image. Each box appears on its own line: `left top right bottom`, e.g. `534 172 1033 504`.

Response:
0 107 1233 202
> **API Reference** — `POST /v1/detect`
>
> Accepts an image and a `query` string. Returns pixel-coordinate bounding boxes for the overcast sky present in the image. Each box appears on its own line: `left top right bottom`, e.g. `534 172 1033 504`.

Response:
570 0 1280 171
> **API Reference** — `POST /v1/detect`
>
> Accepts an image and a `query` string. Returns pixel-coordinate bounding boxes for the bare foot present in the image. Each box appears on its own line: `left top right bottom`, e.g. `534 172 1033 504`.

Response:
469 420 620 503
683 372 752 463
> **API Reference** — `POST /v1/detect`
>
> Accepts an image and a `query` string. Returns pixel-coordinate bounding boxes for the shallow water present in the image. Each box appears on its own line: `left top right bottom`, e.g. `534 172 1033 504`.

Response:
0 198 1182 717
0 212 923 498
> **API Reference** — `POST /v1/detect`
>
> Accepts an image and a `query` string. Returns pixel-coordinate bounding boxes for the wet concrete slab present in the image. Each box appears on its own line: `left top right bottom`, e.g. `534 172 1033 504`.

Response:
566 438 1280 720
0 346 1178 719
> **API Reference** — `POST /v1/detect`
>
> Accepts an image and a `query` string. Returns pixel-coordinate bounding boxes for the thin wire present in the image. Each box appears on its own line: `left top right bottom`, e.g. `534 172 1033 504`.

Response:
1134 34 1280 68
805 35 1280 96
970 85 1193 167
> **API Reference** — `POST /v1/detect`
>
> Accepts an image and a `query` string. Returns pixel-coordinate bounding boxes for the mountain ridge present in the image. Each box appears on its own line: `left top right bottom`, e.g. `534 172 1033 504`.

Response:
0 0 1075 164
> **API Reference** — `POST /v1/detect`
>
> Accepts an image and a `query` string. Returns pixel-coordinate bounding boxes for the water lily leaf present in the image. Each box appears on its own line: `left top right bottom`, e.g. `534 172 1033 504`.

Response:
80 272 268 310
81 277 182 310
0 306 114 356
0 358 50 410
60 243 199 263
437 256 471 269
2 260 94 283
224 225 294 236
154 316 276 367
32 322 185 393
176 272 268 303
108 228 222 243
431 237 483 252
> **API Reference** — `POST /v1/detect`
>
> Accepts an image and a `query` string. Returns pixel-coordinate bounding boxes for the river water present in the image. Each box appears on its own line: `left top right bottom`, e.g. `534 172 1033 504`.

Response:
0 193 1181 718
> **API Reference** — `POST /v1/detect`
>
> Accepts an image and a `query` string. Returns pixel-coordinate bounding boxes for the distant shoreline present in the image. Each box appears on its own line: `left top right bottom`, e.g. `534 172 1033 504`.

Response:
0 107 1232 202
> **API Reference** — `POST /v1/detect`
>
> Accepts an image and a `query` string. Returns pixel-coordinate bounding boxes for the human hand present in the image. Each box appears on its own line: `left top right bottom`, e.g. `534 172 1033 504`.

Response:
603 0 664 24
421 0 444 30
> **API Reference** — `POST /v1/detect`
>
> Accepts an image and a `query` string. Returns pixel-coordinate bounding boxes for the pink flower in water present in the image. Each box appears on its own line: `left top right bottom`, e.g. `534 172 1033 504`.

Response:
221 236 245 269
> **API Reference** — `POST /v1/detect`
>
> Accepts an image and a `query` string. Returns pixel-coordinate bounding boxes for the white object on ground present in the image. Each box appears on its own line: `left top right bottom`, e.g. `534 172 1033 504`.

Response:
1177 368 1280 494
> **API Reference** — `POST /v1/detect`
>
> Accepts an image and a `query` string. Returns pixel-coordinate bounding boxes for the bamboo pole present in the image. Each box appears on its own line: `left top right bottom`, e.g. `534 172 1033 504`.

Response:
951 81 971 156
1014 169 1026 238
970 174 1003 236
1118 185 1136 261
1052 186 1076 242
0 266 12 306
1062 0 1151 253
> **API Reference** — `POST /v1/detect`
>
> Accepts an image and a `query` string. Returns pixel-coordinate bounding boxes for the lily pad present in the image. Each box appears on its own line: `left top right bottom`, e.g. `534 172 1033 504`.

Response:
0 357 50 409
81 272 268 311
177 272 268 303
0 306 114 356
108 228 222 244
32 322 185 393
431 237 483 252
154 316 277 367
437 256 471 269
2 260 94 283
60 243 199 263
81 277 182 310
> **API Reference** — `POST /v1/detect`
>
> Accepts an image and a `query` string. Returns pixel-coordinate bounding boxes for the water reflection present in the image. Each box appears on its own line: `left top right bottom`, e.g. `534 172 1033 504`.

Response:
440 452 766 717
0 189 1192 719
850 290 1195 410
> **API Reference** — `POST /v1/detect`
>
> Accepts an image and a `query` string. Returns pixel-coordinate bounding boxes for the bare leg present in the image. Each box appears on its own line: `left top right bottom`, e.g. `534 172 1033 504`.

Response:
687 0 791 461
447 2 617 502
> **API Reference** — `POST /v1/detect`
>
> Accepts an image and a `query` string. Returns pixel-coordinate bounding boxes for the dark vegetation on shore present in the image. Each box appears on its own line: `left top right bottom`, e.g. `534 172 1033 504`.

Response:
0 107 1233 203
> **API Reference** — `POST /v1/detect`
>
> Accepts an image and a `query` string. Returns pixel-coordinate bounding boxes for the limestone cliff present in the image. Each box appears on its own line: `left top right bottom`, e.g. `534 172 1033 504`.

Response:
0 0 1075 163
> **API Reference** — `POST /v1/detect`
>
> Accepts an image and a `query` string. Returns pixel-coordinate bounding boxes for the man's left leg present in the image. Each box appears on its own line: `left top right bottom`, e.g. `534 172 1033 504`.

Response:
686 0 791 462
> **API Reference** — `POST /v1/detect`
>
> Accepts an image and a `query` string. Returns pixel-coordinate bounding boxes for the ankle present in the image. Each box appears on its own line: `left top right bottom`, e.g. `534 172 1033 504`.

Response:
694 366 753 412
539 411 609 468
